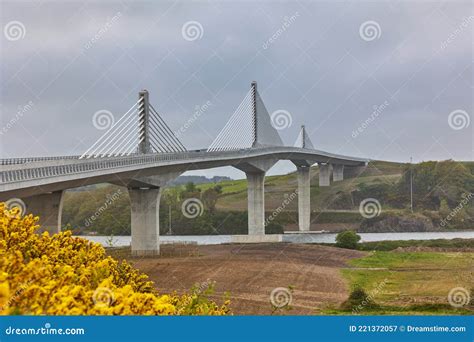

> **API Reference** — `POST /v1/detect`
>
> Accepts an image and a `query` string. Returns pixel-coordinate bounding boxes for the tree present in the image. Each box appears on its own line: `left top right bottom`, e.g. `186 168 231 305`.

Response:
202 188 219 213
439 199 450 218
213 184 223 194
184 181 198 193
181 182 201 201
265 222 284 234
341 286 380 311
396 160 473 211
335 230 361 249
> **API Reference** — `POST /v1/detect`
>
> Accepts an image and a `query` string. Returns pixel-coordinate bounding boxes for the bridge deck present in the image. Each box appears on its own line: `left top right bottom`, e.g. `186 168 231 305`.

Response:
0 146 367 198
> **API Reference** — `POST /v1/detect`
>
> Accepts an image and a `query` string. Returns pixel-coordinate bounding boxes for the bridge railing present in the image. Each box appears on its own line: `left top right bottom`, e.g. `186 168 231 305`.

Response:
0 155 81 165
0 149 251 184
0 147 368 185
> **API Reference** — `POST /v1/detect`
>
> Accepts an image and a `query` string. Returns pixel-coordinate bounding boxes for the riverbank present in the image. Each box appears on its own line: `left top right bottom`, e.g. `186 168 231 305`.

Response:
84 231 474 247
337 238 474 252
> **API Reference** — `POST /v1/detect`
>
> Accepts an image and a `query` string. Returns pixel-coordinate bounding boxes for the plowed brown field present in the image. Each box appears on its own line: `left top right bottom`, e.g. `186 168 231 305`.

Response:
126 243 366 315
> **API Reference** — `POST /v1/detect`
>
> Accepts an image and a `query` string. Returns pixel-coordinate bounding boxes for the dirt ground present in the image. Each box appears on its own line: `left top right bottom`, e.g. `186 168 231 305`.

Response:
125 243 366 315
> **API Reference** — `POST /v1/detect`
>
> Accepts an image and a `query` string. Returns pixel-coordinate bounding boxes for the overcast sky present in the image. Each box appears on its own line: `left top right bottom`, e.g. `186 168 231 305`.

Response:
1 0 472 179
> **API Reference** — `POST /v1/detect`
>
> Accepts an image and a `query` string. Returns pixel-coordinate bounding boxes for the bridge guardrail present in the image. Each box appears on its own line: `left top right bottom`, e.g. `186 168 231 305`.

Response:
0 150 240 184
0 147 368 185
0 155 81 165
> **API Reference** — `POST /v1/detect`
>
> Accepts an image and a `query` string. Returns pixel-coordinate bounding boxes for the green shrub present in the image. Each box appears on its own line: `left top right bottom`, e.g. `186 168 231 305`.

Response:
341 286 379 311
265 222 284 234
335 230 361 249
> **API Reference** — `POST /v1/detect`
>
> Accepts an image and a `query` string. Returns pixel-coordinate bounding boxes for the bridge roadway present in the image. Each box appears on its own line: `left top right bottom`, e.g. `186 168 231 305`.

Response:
0 146 367 255
0 146 366 195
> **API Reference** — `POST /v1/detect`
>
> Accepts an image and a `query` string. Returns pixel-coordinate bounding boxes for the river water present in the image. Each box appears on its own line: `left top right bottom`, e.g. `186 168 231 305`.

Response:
83 231 474 247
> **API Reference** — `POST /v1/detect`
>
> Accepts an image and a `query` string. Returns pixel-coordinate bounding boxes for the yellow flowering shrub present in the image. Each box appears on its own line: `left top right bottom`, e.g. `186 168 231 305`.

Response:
0 203 230 315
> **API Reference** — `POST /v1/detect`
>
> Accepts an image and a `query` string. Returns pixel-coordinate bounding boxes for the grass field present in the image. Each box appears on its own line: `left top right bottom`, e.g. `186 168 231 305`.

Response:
319 238 474 251
328 250 474 315
356 238 474 251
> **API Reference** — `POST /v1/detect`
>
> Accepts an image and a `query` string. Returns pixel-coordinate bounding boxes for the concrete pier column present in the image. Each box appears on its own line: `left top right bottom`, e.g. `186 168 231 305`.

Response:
23 191 64 234
128 187 162 256
319 164 331 187
297 166 311 231
246 171 266 235
332 164 344 182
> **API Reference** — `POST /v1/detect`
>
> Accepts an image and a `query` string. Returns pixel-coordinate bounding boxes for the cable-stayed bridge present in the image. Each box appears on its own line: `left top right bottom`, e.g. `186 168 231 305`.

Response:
0 82 368 255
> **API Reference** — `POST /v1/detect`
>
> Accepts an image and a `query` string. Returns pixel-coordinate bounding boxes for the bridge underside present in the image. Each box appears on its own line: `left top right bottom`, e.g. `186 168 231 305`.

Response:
22 191 64 234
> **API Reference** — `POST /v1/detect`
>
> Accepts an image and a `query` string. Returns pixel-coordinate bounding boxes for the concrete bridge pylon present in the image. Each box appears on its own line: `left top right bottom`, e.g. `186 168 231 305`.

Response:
1 85 369 255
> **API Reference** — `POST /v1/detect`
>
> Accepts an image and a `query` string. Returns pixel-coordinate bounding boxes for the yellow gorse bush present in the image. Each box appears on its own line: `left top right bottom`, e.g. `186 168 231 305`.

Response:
0 203 230 315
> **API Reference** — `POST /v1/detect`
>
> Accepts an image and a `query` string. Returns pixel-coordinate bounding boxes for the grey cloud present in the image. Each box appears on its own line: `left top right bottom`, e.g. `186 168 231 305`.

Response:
0 0 472 178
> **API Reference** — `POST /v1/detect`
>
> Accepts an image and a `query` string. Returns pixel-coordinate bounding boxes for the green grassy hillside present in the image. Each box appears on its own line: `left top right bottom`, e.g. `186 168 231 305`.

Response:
201 160 404 212
62 160 474 235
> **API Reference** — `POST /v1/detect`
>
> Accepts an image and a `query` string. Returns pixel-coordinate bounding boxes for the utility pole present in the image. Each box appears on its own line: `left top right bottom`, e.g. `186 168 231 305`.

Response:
410 157 413 213
168 204 172 235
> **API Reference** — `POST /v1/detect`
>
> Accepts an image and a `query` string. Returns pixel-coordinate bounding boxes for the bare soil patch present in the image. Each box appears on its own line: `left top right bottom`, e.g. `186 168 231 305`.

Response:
125 243 366 315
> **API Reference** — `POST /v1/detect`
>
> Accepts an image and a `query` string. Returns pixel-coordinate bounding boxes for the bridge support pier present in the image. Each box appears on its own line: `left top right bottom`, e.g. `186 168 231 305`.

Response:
319 164 331 187
297 166 311 231
332 164 344 182
128 187 162 256
236 158 277 236
246 171 266 235
23 191 64 234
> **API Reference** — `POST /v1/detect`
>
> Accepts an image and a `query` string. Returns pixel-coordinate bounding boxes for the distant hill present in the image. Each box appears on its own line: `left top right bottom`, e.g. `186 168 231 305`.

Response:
197 160 408 212
169 175 233 186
